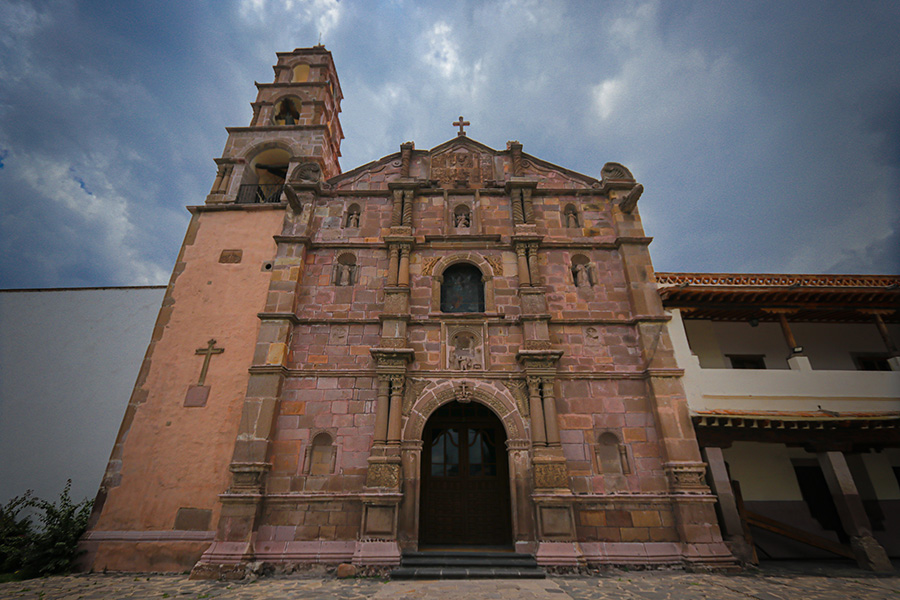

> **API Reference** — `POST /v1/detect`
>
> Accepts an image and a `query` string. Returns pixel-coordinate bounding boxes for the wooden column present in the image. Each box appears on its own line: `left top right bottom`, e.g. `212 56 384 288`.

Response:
702 447 756 563
817 451 892 571
868 310 899 356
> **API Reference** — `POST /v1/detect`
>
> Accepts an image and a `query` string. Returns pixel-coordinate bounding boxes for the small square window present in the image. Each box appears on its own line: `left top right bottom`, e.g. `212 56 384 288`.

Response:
852 354 891 371
727 354 766 369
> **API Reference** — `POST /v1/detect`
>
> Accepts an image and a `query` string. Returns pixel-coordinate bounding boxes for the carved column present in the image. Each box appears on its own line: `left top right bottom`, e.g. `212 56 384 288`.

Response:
398 244 411 287
387 375 405 446
527 242 540 286
511 189 525 224
527 375 546 447
402 190 413 226
541 377 560 448
516 244 531 287
373 375 391 445
391 189 403 226
522 187 534 223
387 245 400 287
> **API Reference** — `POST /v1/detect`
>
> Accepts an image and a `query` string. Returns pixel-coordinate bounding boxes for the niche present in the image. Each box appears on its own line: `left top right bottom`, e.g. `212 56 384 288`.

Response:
448 329 483 371
595 431 630 475
306 432 336 475
345 203 361 228
453 204 471 229
570 254 596 288
563 204 580 228
332 253 358 286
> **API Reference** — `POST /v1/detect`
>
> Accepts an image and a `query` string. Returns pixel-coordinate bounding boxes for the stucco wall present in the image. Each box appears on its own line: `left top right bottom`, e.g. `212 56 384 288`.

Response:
0 286 165 505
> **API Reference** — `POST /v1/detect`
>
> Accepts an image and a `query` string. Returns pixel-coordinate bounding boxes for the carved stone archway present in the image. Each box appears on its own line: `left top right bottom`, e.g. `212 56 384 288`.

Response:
397 379 535 551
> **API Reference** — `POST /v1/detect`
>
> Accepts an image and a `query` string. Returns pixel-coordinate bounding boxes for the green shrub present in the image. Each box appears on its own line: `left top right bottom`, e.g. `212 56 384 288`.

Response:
0 491 35 573
0 481 93 579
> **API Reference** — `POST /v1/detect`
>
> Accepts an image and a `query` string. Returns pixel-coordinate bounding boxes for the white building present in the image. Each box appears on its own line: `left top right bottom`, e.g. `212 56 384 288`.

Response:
659 272 899 570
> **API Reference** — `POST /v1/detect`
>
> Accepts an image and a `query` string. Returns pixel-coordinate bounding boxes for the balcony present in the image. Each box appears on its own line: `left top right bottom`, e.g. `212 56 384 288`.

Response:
236 184 284 204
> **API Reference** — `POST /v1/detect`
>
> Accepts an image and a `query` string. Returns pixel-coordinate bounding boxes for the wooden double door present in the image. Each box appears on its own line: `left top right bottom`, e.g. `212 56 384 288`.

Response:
419 401 511 546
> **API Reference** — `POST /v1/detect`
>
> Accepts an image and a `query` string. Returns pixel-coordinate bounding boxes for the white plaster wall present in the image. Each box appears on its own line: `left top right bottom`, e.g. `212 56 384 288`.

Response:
684 320 899 370
0 287 165 505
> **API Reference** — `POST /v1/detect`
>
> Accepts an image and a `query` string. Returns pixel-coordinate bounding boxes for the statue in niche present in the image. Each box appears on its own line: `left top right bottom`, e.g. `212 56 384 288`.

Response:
450 332 481 370
333 255 357 286
338 263 353 286
454 208 471 228
346 207 360 228
565 206 579 228
573 263 591 287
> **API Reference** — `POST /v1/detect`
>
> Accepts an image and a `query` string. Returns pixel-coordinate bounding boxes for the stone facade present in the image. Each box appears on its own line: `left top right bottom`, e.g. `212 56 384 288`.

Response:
81 47 734 575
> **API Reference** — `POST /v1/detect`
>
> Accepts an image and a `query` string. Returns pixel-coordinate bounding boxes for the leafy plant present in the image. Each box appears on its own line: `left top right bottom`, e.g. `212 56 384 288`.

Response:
0 481 93 579
0 491 34 573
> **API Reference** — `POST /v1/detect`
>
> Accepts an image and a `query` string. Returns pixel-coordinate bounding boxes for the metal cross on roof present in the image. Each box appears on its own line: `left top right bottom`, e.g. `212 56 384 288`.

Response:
453 116 470 137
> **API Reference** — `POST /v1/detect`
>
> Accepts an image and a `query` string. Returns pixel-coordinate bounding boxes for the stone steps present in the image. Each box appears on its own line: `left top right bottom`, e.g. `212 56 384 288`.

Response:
391 550 546 580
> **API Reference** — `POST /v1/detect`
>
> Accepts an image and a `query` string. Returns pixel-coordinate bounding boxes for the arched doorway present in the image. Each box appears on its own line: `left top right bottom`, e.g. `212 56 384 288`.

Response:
419 401 511 546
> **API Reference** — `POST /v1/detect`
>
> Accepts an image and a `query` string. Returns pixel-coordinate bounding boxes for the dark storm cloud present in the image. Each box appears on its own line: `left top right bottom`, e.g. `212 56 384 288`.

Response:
0 0 896 290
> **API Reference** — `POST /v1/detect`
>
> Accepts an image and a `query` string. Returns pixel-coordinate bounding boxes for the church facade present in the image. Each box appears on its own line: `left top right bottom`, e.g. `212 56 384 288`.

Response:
81 46 734 575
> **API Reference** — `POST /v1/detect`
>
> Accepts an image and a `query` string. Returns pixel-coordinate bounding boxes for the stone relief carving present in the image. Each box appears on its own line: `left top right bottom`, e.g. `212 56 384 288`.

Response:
366 463 400 488
446 326 484 370
291 162 321 182
501 380 529 418
421 256 441 277
431 150 493 188
485 255 504 277
533 462 568 489
403 378 428 416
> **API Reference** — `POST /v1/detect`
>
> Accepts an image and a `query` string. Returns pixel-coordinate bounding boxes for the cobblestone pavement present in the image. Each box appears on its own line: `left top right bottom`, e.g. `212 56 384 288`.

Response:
1 563 897 600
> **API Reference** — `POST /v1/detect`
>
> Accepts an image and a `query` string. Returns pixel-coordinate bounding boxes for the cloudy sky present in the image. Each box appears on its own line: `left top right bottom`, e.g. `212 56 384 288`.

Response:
0 0 897 289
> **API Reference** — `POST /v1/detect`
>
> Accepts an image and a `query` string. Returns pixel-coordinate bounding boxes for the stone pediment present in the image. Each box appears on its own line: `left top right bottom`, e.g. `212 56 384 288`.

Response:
428 137 496 188
328 136 602 191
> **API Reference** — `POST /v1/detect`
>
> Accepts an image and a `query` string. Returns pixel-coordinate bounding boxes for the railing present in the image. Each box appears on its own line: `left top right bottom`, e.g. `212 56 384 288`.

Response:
236 184 284 204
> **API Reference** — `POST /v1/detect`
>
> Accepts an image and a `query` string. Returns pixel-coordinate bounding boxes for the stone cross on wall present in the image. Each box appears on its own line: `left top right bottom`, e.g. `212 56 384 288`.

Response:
453 116 470 137
194 339 224 385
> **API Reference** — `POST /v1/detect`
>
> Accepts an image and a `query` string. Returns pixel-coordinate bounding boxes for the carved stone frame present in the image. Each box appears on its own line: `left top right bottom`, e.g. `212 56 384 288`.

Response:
442 321 489 371
396 379 535 551
430 254 498 314
445 193 479 234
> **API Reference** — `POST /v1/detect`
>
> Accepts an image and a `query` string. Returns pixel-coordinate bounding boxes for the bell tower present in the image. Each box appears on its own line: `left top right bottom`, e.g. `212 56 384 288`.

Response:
82 47 344 574
206 46 343 205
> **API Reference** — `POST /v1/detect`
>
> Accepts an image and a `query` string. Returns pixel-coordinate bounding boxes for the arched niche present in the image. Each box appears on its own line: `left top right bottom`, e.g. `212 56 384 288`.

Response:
344 203 361 228
305 431 336 475
595 431 630 475
430 254 497 314
453 204 471 229
563 203 580 228
332 252 357 286
273 97 301 126
570 253 596 288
